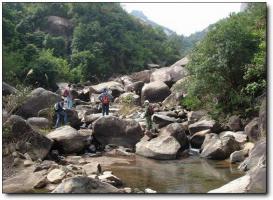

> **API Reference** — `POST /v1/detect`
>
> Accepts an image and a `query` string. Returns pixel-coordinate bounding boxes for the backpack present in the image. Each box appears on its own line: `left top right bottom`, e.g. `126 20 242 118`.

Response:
147 105 154 115
63 89 69 97
102 95 110 104
54 102 62 112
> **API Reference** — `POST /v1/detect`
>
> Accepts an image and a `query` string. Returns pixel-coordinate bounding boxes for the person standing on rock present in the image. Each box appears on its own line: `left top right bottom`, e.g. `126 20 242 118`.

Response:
54 100 68 128
144 100 154 130
63 84 73 109
98 88 113 116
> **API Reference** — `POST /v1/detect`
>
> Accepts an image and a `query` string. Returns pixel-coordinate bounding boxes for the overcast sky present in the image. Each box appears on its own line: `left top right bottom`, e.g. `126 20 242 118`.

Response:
121 3 242 36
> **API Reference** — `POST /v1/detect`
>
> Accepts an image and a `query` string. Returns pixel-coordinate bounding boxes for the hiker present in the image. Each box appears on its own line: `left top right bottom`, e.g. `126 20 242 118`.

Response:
143 100 157 140
98 88 113 116
63 84 73 109
54 100 68 128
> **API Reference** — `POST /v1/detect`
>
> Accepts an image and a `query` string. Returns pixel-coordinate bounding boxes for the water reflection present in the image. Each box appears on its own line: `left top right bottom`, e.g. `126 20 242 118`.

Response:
105 155 244 193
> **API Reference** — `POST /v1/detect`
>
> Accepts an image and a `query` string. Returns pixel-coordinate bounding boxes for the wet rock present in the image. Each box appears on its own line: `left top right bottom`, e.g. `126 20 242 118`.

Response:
123 187 132 193
145 188 157 193
227 115 243 131
98 172 123 187
201 134 241 160
82 163 101 176
141 81 171 103
152 114 178 128
244 118 260 142
46 126 92 154
47 169 66 184
93 116 143 148
230 150 246 163
52 176 121 193
15 87 61 118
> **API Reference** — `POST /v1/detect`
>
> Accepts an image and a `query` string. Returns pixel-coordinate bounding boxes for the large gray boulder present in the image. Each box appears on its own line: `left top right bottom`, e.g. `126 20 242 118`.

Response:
170 76 190 94
3 81 17 96
239 138 266 171
136 135 181 160
27 117 50 129
46 16 73 37
130 70 153 83
46 126 92 154
188 119 220 135
93 116 143 148
244 118 260 142
52 176 121 193
152 114 178 128
187 110 208 125
190 129 211 149
219 131 247 144
200 134 241 160
15 87 61 118
227 115 243 131
3 115 52 160
125 81 144 96
162 91 184 108
89 81 124 98
141 81 171 103
150 65 188 86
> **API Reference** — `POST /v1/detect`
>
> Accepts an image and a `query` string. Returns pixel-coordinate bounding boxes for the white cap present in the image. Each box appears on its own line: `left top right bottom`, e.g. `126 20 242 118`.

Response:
144 100 149 104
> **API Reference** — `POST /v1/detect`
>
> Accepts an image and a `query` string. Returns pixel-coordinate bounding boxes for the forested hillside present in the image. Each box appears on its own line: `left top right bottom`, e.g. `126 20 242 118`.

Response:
3 3 184 89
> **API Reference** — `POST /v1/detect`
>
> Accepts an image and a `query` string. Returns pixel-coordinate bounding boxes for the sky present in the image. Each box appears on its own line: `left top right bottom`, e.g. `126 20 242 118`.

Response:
121 3 242 36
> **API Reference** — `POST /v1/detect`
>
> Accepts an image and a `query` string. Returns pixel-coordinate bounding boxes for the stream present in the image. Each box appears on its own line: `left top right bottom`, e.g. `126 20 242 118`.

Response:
104 155 244 193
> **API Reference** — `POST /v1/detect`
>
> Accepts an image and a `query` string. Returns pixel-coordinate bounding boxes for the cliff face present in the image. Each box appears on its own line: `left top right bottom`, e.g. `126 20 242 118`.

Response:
44 16 73 38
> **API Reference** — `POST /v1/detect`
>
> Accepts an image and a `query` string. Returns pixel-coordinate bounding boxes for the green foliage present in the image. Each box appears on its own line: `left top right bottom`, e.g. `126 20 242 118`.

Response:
184 3 266 118
43 34 67 57
120 94 135 105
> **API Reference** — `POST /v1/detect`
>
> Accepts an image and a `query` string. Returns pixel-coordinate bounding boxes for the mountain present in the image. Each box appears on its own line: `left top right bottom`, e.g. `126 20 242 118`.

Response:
130 10 175 36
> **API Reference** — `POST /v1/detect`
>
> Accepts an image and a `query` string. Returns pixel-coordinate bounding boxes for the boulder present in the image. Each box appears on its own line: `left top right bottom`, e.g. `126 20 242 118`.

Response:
52 176 120 193
89 81 124 98
160 123 189 151
64 109 81 128
119 92 140 106
170 76 190 94
239 138 266 171
136 135 181 160
190 129 211 149
152 114 178 128
15 87 61 118
230 150 246 163
27 117 50 129
227 115 243 131
3 81 17 96
130 69 153 83
244 118 260 142
93 116 143 148
82 163 101 175
46 126 92 154
47 169 66 184
219 131 247 144
141 81 171 103
258 98 266 137
125 81 144 95
3 115 52 160
188 119 219 135
46 16 73 36
187 110 208 125
200 134 241 160
83 113 104 124
150 65 188 87
162 91 184 108
98 172 123 187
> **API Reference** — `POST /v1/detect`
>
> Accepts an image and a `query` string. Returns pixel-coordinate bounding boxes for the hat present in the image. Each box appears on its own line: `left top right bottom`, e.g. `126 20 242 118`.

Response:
144 100 149 104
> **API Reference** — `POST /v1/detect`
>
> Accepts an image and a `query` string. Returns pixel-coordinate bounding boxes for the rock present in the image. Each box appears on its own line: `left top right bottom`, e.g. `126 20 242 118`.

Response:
89 81 124 98
152 114 178 128
27 117 50 129
244 117 260 142
141 81 171 103
136 135 181 160
123 187 132 193
98 173 123 187
125 81 144 95
239 138 266 171
188 119 219 135
46 16 73 36
200 134 241 160
161 123 189 150
52 176 120 193
144 188 157 193
15 87 61 118
47 169 66 184
187 110 208 125
162 91 184 108
24 160 34 167
242 142 255 155
119 92 140 106
219 131 247 143
3 115 52 160
170 76 190 94
3 81 17 96
34 160 58 172
24 153 32 161
46 126 92 154
65 109 81 128
150 65 188 87
33 176 47 189
230 150 246 163
83 113 103 124
258 98 266 137
13 158 22 166
130 69 153 83
228 115 243 131
82 163 101 175
190 129 211 149
93 116 143 148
